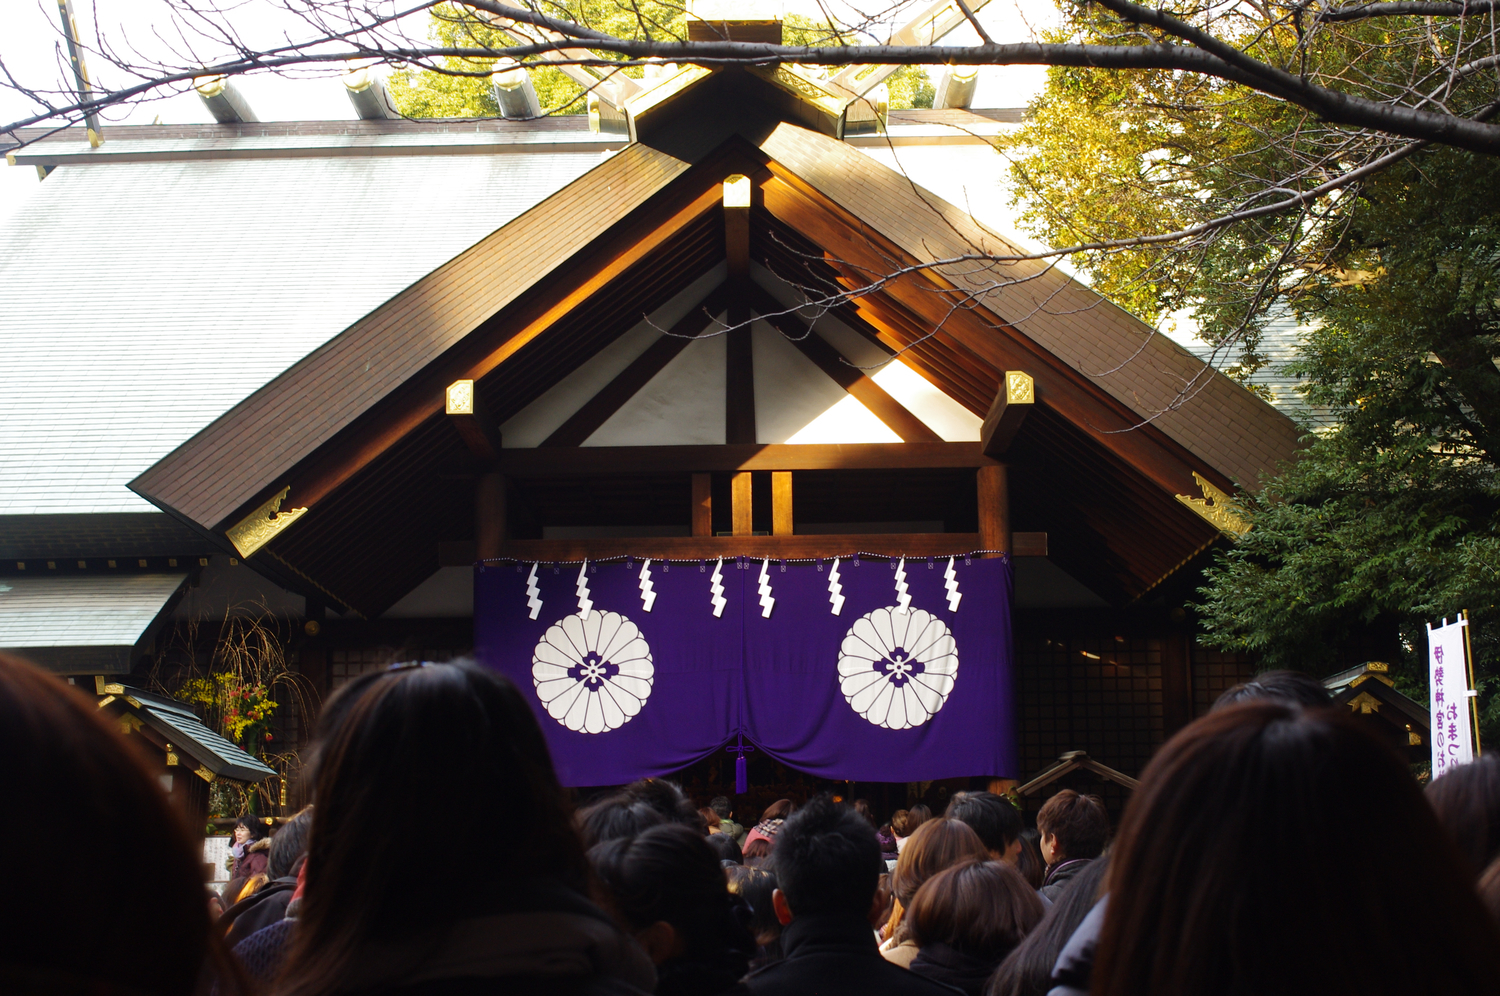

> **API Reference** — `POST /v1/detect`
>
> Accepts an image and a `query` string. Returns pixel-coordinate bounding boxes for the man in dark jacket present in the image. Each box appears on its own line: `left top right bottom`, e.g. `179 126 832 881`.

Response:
743 796 960 996
1036 790 1109 902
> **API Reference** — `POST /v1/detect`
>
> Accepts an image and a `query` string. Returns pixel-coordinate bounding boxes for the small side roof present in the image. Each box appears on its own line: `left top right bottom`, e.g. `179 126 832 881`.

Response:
100 683 276 783
0 574 187 674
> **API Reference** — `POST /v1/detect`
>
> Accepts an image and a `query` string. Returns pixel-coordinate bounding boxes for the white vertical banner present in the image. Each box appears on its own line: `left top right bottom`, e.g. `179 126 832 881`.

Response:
1428 616 1475 779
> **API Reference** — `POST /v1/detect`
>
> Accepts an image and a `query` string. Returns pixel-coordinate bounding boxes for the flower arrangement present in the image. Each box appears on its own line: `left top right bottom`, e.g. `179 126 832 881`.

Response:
178 672 279 751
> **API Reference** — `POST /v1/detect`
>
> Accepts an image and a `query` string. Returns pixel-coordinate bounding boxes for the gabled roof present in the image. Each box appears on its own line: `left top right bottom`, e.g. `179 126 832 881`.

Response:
99 683 276 783
0 574 188 674
121 69 1300 614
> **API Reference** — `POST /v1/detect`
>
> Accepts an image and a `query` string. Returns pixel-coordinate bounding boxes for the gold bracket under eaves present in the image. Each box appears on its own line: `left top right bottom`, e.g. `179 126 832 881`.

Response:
1175 472 1251 537
225 486 308 558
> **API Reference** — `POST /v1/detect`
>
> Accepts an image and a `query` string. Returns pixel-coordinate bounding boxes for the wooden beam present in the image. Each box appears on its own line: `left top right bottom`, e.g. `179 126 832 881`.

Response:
772 471 793 536
724 174 751 282
751 288 942 443
1161 632 1194 736
542 284 729 447
1012 531 1047 557
501 533 987 561
692 473 713 536
476 472 506 560
977 463 1010 556
980 371 1035 457
497 442 993 477
445 380 503 461
731 471 753 536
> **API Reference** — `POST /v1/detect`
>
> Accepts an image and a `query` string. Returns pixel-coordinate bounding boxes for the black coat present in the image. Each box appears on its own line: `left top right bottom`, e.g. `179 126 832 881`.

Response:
742 914 963 996
909 943 1004 996
222 875 297 947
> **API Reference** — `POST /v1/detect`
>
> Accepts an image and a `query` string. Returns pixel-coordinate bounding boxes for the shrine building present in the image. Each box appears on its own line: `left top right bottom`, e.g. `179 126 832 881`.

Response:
0 33 1302 815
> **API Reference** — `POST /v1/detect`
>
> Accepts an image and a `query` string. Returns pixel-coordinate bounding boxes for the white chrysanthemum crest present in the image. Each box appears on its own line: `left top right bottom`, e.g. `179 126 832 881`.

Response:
894 556 911 614
944 557 962 612
576 560 593 619
532 610 654 734
526 562 543 620
638 559 657 612
710 558 726 618
757 558 775 618
838 607 959 730
828 557 845 615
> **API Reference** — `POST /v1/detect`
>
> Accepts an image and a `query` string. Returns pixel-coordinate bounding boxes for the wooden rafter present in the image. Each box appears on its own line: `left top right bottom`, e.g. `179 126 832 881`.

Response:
750 286 942 443
541 283 729 447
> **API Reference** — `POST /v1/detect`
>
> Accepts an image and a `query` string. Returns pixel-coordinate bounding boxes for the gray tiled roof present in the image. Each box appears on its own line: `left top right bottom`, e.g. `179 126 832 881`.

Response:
1188 311 1334 431
0 150 606 515
106 684 276 782
0 573 186 646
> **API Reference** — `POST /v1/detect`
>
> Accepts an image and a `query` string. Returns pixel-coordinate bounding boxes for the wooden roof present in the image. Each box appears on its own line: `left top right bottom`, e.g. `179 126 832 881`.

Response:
130 70 1300 616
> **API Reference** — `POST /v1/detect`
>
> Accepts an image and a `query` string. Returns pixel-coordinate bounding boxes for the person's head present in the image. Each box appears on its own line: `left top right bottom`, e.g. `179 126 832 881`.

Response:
590 823 753 968
1212 669 1332 711
742 837 772 867
891 817 990 907
986 855 1109 996
910 860 1044 963
699 807 722 831
1034 789 1108 865
760 798 794 823
1013 829 1045 890
853 799 876 827
1426 753 1500 878
727 865 781 946
623 778 704 832
267 807 313 880
890 808 911 837
709 796 733 821
946 791 1024 864
0 652 219 996
234 814 270 845
906 803 933 835
1094 703 1500 996
705 830 744 865
769 794 882 924
578 793 670 847
280 662 587 996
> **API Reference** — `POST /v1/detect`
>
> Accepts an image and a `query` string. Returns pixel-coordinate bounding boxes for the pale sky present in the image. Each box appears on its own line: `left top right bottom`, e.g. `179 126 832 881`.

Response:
0 0 1061 223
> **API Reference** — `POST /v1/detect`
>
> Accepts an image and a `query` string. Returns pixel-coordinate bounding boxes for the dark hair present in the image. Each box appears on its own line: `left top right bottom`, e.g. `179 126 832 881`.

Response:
268 807 313 880
623 778 704 831
742 837 773 866
727 865 781 942
1035 789 1108 861
946 791 1023 855
1094 703 1500 996
236 814 271 841
853 799 877 827
1212 669 1332 711
1480 855 1500 927
578 794 669 847
1013 829 1045 890
709 796 733 820
760 798 794 822
910 859 1044 962
279 662 587 996
0 652 226 996
987 855 1108 996
906 803 933 835
1426 753 1500 878
699 806 722 830
891 817 990 906
591 823 753 965
773 794 882 919
706 831 744 864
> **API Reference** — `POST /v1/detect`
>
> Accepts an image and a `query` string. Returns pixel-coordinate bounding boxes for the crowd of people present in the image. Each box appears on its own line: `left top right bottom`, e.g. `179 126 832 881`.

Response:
7 649 1500 996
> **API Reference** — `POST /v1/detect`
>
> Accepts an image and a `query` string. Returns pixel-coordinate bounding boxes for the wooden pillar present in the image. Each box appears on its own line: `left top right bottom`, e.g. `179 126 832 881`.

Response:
692 473 713 537
724 175 756 445
772 471 793 536
1161 631 1194 734
976 464 1010 556
476 472 507 561
731 471 753 536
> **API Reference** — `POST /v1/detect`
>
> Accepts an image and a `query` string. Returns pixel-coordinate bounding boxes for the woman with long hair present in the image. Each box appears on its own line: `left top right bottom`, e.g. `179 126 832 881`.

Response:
907 860 1044 996
275 662 655 996
1092 703 1500 996
985 855 1108 996
880 817 989 967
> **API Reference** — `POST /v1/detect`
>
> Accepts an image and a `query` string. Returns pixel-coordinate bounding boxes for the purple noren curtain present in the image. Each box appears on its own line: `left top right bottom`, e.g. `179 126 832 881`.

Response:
475 556 1015 786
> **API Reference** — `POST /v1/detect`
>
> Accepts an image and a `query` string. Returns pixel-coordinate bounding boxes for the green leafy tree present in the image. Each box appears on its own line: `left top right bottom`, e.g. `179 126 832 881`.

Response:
389 4 930 118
